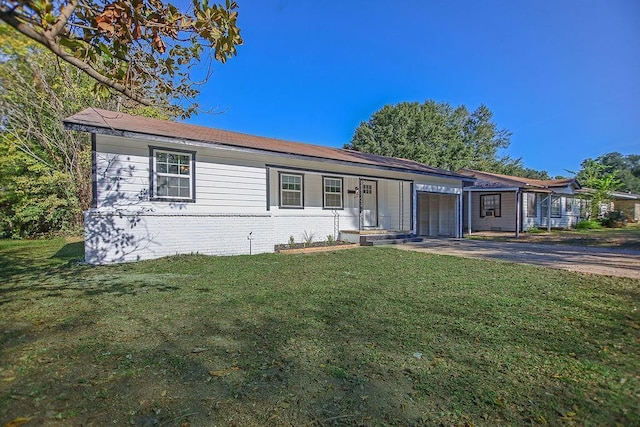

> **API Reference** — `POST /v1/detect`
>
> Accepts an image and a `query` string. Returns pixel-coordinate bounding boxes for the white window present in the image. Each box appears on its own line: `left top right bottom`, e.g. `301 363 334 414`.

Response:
565 197 574 213
551 195 562 218
323 177 343 209
151 148 195 201
526 193 537 218
280 173 303 208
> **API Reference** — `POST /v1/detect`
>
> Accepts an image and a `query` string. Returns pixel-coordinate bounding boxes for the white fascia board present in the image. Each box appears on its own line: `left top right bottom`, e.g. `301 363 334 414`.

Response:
463 187 520 192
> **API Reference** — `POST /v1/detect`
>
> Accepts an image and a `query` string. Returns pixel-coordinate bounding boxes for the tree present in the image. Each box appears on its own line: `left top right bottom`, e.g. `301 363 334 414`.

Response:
0 23 161 237
345 101 524 172
496 161 551 180
595 152 640 193
575 158 622 218
0 0 243 117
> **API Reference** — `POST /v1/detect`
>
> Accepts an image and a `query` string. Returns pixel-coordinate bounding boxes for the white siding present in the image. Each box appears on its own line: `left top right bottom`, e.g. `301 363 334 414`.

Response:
469 191 518 232
522 192 580 230
86 134 466 263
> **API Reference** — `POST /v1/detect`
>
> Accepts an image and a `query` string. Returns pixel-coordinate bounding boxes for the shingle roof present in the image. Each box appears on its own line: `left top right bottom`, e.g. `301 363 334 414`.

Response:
64 108 470 180
458 168 580 190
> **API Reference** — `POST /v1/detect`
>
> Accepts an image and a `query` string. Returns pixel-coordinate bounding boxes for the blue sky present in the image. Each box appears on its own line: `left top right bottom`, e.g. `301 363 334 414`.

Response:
186 0 640 178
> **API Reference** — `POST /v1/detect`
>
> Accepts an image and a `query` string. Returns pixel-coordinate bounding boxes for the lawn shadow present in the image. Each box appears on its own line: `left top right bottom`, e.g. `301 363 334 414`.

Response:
51 241 84 261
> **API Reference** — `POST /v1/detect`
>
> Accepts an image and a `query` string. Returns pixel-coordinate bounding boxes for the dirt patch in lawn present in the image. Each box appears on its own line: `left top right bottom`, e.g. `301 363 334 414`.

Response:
399 239 640 279
470 225 640 251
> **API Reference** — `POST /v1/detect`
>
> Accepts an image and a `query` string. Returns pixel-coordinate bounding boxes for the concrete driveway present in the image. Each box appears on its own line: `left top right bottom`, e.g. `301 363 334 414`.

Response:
397 239 640 279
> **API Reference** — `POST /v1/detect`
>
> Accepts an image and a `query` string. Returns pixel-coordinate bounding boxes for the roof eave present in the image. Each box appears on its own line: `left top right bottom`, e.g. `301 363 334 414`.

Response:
65 120 470 182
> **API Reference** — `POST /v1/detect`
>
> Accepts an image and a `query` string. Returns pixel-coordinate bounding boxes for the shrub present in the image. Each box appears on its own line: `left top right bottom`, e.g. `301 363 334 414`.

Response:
526 226 545 234
600 210 627 228
301 231 315 247
575 220 603 230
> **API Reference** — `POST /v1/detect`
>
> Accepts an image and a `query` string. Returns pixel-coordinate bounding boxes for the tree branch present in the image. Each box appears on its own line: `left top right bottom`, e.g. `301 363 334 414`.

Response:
47 0 79 38
0 8 152 106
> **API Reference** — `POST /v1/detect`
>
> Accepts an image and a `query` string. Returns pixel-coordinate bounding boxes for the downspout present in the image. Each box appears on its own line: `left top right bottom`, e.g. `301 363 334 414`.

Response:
515 189 521 238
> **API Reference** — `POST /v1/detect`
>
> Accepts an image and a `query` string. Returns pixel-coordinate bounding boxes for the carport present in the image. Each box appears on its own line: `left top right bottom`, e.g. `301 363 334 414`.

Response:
416 192 459 237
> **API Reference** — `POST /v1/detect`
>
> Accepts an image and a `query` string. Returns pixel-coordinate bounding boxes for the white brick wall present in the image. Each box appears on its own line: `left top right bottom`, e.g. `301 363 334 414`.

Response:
84 210 274 264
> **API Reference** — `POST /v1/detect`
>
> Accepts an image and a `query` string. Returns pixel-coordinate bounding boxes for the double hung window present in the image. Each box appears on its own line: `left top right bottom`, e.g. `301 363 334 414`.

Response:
150 148 195 202
280 173 303 208
323 177 343 209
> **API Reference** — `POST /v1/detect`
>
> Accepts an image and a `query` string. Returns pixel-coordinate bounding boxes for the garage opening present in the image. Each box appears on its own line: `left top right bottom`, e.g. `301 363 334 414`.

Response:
417 192 457 237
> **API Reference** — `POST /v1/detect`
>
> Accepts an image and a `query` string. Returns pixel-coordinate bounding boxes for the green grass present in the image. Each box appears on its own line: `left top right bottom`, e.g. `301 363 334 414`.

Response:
1 238 639 426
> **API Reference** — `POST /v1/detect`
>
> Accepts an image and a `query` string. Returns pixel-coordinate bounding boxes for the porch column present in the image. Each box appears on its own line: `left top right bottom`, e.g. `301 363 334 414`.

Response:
458 192 463 238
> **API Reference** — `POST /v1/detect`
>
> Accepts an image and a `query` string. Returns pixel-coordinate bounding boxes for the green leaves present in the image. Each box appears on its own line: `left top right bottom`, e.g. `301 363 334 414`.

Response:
1 0 243 117
346 100 514 172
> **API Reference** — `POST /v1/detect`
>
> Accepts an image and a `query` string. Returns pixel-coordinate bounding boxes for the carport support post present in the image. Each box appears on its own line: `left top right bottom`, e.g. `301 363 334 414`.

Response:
467 190 472 235
515 190 521 238
547 194 552 233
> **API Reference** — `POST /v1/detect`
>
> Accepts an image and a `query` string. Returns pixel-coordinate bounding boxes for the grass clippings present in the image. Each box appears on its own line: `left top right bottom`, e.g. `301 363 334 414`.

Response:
1 237 639 426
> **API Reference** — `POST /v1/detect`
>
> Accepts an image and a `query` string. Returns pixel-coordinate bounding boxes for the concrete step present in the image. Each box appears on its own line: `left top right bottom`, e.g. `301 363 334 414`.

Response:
359 233 416 244
362 236 425 246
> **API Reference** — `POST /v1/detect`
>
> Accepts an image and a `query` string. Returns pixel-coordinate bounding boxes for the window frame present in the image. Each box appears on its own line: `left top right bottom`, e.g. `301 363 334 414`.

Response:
551 195 562 218
322 176 344 210
279 172 304 209
526 193 537 218
480 193 501 218
565 197 574 214
149 146 196 203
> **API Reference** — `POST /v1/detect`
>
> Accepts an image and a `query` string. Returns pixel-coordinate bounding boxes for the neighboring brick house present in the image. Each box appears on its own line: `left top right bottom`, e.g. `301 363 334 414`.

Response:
64 108 474 264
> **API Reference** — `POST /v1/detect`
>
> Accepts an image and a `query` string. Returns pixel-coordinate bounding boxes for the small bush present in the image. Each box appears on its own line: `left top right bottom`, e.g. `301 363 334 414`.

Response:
302 231 315 247
326 234 335 244
526 226 545 234
575 220 602 230
600 210 627 228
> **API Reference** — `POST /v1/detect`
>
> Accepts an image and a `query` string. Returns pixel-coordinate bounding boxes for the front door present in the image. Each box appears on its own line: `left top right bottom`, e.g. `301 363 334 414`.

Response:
360 180 378 227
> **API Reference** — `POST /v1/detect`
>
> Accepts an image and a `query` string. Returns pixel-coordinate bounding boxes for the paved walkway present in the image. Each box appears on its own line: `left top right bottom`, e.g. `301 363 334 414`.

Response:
396 239 640 279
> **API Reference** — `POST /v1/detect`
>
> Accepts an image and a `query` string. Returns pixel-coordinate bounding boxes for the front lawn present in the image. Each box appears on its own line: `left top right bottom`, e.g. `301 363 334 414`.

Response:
470 222 640 250
1 238 638 425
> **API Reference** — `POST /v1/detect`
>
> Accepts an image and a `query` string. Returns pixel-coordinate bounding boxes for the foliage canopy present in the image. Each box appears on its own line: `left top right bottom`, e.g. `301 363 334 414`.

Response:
0 0 243 117
345 100 546 178
574 158 622 218
592 152 640 194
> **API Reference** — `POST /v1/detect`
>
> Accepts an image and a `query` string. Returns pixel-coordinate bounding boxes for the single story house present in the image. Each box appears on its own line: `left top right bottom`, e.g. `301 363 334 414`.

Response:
458 169 582 235
576 189 640 221
610 191 640 221
64 108 474 264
